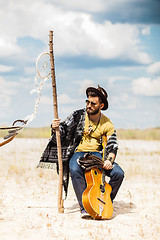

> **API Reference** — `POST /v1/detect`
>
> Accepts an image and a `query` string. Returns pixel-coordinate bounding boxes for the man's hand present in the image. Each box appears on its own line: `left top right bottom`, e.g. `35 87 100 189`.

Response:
103 160 113 170
103 153 115 170
51 118 61 129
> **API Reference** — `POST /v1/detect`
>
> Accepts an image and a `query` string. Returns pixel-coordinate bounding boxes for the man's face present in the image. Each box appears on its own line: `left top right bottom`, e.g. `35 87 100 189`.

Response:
86 96 104 115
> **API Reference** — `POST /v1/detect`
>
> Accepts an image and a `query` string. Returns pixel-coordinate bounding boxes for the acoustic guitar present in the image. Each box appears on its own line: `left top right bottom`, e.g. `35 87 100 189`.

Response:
82 136 113 219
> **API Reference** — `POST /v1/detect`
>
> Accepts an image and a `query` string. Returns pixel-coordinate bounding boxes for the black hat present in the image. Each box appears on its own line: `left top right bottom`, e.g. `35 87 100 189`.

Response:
86 85 108 110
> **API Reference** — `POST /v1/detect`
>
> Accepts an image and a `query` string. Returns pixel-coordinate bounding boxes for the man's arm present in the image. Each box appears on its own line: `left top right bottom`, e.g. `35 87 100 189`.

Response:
103 130 118 170
51 110 79 138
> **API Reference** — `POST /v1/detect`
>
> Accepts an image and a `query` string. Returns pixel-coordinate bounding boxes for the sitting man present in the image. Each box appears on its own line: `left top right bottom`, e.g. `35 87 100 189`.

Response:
38 85 124 218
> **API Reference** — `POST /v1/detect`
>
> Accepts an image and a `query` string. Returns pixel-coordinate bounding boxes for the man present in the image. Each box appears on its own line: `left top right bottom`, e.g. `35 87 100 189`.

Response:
38 85 124 218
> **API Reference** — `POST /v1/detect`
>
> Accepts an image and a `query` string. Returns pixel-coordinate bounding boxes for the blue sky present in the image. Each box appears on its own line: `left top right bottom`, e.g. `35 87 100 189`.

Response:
0 0 160 129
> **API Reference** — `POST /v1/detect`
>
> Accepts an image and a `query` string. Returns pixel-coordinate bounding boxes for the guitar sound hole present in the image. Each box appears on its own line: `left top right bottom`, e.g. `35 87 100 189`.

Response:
100 184 105 193
94 170 97 175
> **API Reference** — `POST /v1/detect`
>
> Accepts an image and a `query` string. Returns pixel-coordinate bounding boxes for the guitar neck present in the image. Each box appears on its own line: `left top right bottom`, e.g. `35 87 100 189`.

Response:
102 135 107 161
102 135 107 187
102 170 105 187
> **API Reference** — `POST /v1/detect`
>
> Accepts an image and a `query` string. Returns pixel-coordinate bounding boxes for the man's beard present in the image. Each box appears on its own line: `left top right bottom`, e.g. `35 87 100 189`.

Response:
86 106 100 115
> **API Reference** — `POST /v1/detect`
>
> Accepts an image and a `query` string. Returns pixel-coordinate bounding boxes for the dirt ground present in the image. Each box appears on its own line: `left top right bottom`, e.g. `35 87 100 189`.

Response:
0 138 160 240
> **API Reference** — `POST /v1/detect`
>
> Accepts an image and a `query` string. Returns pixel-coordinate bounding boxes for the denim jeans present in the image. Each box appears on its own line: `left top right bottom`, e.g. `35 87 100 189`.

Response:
69 151 124 211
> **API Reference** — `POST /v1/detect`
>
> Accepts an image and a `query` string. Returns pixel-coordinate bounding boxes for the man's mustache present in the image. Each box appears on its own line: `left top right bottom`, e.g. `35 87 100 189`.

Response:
86 107 92 110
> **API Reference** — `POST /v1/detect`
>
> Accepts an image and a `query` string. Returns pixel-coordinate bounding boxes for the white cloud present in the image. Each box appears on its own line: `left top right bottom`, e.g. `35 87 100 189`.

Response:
0 77 19 107
59 105 75 119
19 77 35 91
111 93 137 109
0 34 22 57
40 96 52 105
46 0 153 18
108 76 131 87
58 94 75 104
141 26 150 35
55 18 151 64
0 94 11 108
77 79 95 95
0 64 14 73
132 77 160 96
147 62 160 75
20 77 32 83
24 66 36 75
51 0 104 12
0 0 152 64
121 65 146 72
0 77 19 95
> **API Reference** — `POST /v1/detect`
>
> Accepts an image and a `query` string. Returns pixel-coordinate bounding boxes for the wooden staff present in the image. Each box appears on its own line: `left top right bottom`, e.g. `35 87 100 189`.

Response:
49 30 64 213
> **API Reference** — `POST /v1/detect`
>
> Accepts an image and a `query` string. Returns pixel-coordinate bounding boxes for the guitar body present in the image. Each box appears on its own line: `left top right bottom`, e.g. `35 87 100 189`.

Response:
82 167 113 219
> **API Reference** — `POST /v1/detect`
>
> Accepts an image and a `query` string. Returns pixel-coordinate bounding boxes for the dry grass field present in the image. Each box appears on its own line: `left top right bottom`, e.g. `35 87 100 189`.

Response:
1 127 160 140
0 137 160 239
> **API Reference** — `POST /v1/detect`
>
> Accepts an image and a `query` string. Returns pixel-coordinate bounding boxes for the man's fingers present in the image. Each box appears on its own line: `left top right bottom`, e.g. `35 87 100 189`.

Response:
52 118 61 122
103 160 113 170
52 119 61 128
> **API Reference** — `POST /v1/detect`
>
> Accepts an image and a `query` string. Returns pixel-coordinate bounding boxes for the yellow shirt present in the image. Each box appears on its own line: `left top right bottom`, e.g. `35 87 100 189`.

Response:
76 113 115 152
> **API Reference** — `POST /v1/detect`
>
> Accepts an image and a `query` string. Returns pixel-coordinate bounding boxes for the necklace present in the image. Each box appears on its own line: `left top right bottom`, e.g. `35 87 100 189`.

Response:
88 113 101 137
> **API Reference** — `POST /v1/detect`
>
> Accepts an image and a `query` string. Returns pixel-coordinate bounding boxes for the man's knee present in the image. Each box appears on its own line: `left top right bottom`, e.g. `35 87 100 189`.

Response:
70 164 78 174
113 164 124 180
69 160 83 178
118 168 124 181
